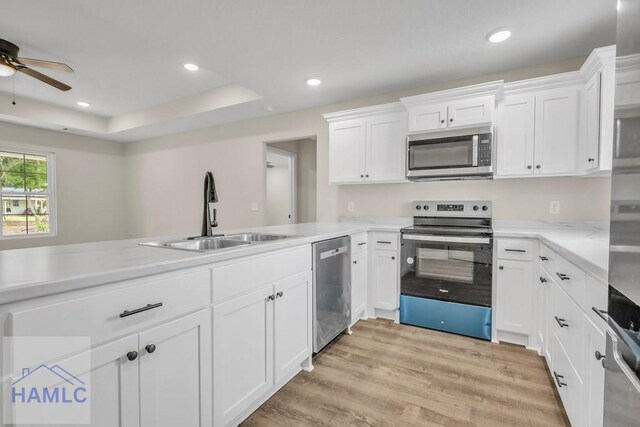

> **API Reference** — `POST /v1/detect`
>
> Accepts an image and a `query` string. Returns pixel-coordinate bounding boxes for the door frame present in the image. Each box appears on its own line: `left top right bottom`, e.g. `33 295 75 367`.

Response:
265 146 297 224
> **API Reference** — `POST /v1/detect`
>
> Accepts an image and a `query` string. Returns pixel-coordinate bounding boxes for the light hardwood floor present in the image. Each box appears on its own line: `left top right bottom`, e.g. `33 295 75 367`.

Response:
243 319 570 426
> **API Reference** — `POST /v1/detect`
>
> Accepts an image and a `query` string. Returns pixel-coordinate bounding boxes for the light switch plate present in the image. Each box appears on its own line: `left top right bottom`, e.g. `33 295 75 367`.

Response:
550 200 560 214
251 202 259 211
347 201 355 212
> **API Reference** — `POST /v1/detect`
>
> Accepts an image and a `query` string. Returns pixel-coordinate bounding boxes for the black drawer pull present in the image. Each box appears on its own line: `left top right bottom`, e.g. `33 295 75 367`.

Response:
377 241 392 244
120 302 163 318
357 242 367 246
505 249 526 253
554 316 569 328
556 273 570 281
539 256 548 261
539 276 547 283
553 371 567 388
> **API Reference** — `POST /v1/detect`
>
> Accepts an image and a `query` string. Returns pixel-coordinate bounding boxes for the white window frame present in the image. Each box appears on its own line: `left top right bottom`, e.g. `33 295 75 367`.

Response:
0 146 57 240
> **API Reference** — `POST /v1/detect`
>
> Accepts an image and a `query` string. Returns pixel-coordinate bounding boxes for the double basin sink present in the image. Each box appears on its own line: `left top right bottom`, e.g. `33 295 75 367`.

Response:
141 232 297 253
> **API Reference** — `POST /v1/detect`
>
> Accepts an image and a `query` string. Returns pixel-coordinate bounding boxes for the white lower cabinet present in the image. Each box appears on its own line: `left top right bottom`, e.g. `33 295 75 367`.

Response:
585 315 606 427
496 259 534 338
212 271 311 426
371 248 399 311
88 335 141 427
139 310 212 427
350 247 368 325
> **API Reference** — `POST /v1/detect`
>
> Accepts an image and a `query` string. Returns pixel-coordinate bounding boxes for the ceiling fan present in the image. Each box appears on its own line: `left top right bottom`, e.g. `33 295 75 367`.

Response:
0 38 73 91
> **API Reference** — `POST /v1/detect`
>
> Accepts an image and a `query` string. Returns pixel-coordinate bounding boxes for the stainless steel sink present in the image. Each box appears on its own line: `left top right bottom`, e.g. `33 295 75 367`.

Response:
225 232 295 242
140 237 251 252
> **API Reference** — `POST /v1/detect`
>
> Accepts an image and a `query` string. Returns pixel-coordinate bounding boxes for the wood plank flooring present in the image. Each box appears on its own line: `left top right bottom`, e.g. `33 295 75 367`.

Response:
242 319 570 427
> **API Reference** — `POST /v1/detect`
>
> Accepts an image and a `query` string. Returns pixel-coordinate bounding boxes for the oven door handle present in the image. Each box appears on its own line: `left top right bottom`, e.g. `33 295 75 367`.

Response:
402 234 490 245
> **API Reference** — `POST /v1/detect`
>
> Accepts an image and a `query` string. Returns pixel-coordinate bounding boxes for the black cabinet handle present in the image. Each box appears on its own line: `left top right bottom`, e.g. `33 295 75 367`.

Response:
353 260 358 265
449 118 454 122
127 351 138 361
499 266 504 270
588 158 595 162
536 165 541 169
556 273 570 281
377 241 392 244
539 277 547 283
357 242 367 246
276 291 284 298
440 119 445 124
595 350 605 361
505 249 526 253
554 316 569 328
527 165 533 169
120 302 163 318
391 256 396 260
146 344 156 354
539 256 548 261
266 294 275 302
553 371 567 388
592 306 609 322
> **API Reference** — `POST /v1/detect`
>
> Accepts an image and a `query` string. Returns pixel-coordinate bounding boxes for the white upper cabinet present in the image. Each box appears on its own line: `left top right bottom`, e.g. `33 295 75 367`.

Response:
325 103 407 184
401 81 502 134
496 74 582 178
496 93 536 176
580 45 616 174
533 87 579 176
447 96 494 128
328 119 366 183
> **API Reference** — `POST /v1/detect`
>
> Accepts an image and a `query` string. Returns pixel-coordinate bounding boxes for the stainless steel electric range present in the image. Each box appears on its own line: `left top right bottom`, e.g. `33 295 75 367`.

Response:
400 200 493 340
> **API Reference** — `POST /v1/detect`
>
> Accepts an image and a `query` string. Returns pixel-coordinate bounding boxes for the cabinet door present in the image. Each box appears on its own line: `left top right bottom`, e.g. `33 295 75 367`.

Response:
87 335 140 427
496 260 534 334
584 72 602 171
351 249 367 324
274 271 312 383
496 93 536 176
365 112 407 182
213 285 274 426
139 309 212 427
585 317 606 427
407 103 447 132
533 88 579 175
447 96 494 128
371 249 399 310
329 119 366 183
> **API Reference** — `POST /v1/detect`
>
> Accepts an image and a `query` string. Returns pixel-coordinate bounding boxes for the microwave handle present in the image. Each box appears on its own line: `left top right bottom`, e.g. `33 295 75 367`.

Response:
472 135 479 167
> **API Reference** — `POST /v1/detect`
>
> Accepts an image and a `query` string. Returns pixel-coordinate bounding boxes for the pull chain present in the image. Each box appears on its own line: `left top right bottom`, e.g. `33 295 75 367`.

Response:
12 75 16 105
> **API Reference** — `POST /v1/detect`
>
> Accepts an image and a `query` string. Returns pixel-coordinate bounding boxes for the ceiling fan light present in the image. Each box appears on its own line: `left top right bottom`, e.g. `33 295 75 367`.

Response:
0 61 16 77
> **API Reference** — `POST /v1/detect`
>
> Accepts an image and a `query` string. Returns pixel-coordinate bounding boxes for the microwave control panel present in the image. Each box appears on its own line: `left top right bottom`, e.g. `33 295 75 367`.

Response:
478 136 492 167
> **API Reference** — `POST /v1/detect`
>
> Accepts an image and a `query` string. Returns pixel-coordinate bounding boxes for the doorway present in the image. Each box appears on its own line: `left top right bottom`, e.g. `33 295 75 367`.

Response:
265 138 317 226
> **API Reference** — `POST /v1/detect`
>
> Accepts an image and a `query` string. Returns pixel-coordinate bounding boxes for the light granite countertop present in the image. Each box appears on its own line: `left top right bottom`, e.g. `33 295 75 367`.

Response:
0 219 610 304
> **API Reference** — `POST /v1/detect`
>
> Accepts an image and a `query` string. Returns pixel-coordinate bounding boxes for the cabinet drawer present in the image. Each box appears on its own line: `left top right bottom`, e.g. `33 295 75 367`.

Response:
371 232 399 251
538 244 557 273
585 274 608 331
212 245 312 303
497 238 535 261
554 255 587 309
551 281 586 377
550 331 584 427
9 269 212 345
350 233 368 254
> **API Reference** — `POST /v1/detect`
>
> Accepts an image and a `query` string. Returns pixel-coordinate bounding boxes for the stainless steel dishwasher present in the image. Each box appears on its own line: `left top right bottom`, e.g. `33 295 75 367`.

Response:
312 236 351 353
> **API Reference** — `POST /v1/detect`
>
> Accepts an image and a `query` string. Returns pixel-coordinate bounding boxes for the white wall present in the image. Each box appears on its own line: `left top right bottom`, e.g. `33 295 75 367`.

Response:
124 55 611 238
266 164 291 225
0 122 127 250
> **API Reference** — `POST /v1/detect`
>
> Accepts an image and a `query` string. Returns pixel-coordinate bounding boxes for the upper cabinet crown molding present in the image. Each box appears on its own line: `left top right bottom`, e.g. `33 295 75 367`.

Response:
580 45 616 80
502 71 585 96
322 102 404 122
399 80 503 106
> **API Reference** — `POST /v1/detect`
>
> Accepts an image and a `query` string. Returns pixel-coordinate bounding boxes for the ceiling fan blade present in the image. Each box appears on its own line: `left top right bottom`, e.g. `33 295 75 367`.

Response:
17 66 72 91
16 57 74 73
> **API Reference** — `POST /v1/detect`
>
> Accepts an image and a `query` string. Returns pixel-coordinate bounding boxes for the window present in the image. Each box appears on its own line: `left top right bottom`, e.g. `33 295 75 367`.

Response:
0 148 55 238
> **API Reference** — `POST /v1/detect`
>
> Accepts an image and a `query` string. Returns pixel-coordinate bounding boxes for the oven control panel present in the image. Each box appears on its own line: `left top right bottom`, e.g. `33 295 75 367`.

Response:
413 200 492 217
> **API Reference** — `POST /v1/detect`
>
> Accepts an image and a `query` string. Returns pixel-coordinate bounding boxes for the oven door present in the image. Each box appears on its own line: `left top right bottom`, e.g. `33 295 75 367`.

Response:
400 233 492 307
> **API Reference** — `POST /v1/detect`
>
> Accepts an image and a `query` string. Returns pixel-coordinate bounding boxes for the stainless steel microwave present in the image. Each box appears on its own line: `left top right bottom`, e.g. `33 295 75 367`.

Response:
406 127 493 181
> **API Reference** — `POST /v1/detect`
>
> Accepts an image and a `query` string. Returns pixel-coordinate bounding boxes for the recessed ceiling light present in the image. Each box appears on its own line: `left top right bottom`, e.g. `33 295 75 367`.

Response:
486 28 512 43
77 101 90 107
184 63 199 71
306 78 322 86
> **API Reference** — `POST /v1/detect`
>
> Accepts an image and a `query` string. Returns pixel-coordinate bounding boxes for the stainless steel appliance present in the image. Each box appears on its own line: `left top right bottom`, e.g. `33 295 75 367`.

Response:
406 127 493 181
604 1 640 424
312 236 351 353
400 201 493 340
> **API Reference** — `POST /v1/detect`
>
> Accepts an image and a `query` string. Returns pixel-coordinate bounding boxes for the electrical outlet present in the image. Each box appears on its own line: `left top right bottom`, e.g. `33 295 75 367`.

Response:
550 200 560 214
347 201 355 213
251 202 259 211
